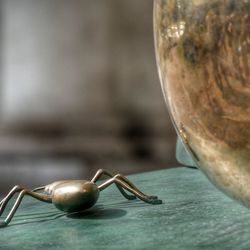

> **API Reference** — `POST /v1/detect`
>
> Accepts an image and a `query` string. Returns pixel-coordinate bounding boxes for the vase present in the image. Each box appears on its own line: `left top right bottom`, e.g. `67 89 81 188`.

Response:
154 0 250 207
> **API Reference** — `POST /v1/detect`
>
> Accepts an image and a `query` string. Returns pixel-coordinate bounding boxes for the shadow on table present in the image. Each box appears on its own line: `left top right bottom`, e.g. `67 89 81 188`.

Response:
8 210 65 227
7 207 127 227
101 199 164 208
5 199 156 227
67 207 127 220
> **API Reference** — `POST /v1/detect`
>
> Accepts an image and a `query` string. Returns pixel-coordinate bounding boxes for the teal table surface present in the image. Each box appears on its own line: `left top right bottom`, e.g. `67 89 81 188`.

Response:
1 167 250 250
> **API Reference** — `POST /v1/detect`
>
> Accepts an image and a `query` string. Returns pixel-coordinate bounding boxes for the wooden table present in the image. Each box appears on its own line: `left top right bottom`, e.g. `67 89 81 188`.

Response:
1 167 250 250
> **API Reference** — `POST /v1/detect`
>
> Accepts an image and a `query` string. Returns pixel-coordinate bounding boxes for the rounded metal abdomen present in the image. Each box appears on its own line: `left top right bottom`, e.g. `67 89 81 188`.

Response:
52 181 99 212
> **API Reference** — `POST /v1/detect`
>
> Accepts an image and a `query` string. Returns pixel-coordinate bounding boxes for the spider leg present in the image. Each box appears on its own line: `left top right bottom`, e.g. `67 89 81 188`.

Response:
0 198 5 206
0 186 23 216
92 169 158 200
32 186 46 192
0 198 6 210
115 174 159 200
91 169 136 200
98 175 162 205
0 197 7 208
91 169 115 182
0 185 45 215
0 188 52 228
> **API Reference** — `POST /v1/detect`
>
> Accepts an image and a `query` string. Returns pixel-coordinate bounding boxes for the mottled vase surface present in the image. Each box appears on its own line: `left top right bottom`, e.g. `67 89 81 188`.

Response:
154 0 250 207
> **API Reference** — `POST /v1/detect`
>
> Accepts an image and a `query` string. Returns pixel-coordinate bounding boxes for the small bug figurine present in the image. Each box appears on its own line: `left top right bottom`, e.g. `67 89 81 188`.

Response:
0 169 162 227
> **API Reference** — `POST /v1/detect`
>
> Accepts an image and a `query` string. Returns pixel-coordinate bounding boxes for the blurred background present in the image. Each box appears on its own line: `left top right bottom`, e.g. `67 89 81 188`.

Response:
0 0 177 193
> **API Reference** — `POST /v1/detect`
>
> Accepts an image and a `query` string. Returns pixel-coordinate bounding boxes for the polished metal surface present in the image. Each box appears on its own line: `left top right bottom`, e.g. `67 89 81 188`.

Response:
0 169 162 227
154 0 250 207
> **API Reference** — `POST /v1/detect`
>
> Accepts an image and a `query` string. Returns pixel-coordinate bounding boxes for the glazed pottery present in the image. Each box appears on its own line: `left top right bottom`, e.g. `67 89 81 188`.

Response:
154 0 250 207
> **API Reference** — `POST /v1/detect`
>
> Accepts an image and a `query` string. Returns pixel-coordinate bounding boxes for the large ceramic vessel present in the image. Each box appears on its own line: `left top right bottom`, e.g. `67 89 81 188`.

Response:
154 0 250 207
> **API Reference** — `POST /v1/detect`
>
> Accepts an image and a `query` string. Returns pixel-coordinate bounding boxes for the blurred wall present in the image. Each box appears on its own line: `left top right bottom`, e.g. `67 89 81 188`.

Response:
0 0 177 190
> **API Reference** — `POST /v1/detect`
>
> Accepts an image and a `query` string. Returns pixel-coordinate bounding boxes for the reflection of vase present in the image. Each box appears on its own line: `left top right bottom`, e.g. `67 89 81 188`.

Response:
154 0 250 207
176 137 197 167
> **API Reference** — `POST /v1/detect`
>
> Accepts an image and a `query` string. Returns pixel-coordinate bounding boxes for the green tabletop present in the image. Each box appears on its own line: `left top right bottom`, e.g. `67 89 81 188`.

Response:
1 167 250 250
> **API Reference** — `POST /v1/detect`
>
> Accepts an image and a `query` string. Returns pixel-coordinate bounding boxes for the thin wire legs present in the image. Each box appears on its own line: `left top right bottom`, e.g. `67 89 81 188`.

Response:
91 169 138 200
95 170 162 204
0 186 51 228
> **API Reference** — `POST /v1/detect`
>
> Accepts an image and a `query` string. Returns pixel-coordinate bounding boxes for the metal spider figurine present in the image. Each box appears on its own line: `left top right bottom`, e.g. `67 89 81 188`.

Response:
0 169 162 227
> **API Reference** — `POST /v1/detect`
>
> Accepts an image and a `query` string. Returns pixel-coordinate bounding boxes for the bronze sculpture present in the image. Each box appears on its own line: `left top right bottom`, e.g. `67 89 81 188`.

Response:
0 169 162 227
154 0 250 207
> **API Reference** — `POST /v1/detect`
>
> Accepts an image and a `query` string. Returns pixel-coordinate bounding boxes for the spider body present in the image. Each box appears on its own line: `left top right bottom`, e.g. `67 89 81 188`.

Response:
48 180 99 213
0 169 162 227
